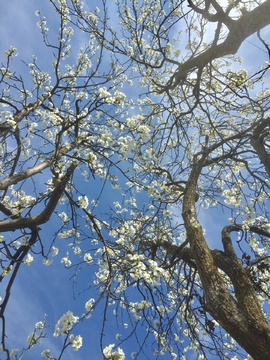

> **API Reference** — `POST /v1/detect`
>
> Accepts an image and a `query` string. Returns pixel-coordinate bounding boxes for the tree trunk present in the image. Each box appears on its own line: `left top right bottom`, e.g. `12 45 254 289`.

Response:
182 159 270 360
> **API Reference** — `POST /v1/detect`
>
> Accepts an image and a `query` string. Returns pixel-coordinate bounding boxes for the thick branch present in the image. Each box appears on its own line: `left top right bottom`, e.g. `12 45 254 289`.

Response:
187 0 234 27
0 141 81 190
0 162 77 232
163 0 270 91
221 225 267 320
0 98 47 137
0 203 18 220
182 158 270 359
250 117 270 177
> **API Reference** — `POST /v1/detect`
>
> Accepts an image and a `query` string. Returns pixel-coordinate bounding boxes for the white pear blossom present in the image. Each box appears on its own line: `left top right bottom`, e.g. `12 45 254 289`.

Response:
84 253 93 263
27 332 41 347
50 246 59 256
43 259 53 266
61 257 72 267
54 311 79 337
23 253 34 266
78 195 89 209
2 265 12 277
85 298 95 312
70 334 83 351
103 344 125 360
41 349 52 358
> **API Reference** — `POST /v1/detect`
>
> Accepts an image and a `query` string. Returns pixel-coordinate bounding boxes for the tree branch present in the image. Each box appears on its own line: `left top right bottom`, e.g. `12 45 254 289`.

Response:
0 98 47 137
0 141 81 190
0 162 77 232
162 0 270 92
250 117 270 177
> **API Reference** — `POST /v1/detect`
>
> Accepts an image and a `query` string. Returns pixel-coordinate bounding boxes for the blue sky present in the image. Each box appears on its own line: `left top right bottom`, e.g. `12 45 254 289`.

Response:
1 1 270 360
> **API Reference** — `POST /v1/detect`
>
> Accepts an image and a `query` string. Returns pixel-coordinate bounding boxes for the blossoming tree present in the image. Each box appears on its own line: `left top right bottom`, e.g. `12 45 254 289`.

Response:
1 0 270 359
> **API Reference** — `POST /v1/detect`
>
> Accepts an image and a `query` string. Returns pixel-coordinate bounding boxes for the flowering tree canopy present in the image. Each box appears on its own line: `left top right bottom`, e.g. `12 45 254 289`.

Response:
1 0 270 359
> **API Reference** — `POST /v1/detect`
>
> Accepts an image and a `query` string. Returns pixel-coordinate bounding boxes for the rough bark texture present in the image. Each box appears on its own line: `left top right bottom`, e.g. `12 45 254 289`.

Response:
182 158 270 360
250 117 270 178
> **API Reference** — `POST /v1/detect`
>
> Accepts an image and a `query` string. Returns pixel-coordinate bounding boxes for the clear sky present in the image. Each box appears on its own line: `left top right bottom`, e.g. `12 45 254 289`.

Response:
1 1 270 360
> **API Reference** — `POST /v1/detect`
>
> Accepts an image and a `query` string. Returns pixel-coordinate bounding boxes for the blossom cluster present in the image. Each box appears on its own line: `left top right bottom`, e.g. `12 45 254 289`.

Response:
103 344 125 360
53 311 79 337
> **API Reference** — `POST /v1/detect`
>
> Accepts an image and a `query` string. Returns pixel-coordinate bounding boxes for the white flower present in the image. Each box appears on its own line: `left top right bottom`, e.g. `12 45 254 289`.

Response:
103 344 125 360
70 334 83 351
85 298 95 312
2 265 12 277
103 344 115 359
74 246 81 255
7 118 16 128
242 223 250 231
23 254 33 265
10 349 19 358
78 195 89 209
84 253 93 263
54 311 79 337
5 46 17 58
43 259 53 266
27 332 41 347
35 321 44 330
41 349 51 358
51 246 59 256
61 257 71 267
